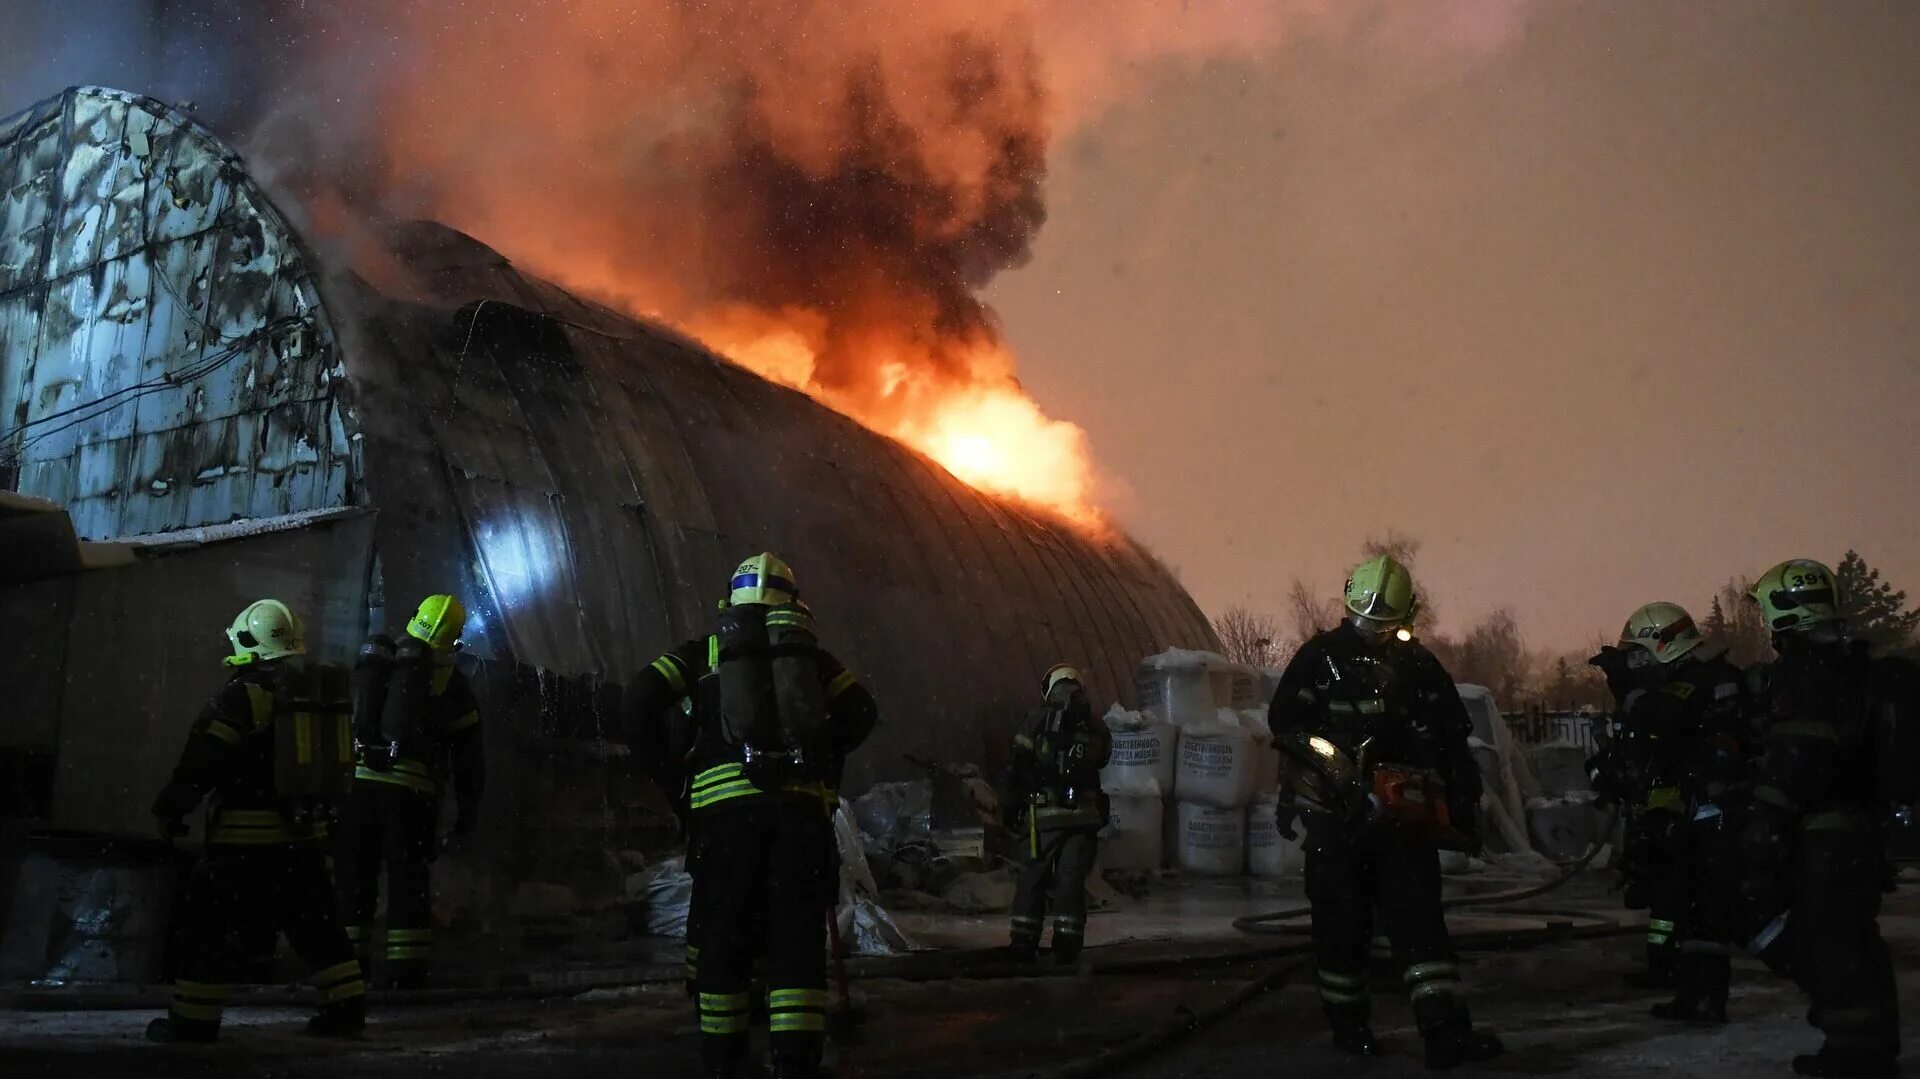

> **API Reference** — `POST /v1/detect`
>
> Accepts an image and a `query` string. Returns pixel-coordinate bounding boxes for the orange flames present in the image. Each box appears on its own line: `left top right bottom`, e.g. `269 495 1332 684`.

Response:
693 312 1095 517
303 1 1106 524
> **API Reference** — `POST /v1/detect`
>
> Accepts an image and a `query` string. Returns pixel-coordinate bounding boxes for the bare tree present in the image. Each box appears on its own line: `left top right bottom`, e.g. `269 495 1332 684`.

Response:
1707 577 1771 667
1438 608 1535 707
1285 578 1340 647
1361 530 1422 565
1360 529 1440 632
1213 606 1282 667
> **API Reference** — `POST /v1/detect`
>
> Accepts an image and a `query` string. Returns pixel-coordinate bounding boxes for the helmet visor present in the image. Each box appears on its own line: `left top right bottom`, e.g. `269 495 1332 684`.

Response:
1767 587 1834 614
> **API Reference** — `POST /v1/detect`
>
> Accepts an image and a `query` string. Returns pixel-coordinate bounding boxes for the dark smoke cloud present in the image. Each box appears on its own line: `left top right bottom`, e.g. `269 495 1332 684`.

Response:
0 1 1538 513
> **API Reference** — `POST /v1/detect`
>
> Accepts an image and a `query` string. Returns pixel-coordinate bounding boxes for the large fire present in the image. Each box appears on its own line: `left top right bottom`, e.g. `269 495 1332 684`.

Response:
306 0 1106 525
196 0 1531 529
697 314 1094 516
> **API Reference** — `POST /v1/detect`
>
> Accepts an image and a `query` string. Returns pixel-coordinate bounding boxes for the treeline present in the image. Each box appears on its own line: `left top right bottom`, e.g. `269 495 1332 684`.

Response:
1213 542 1919 713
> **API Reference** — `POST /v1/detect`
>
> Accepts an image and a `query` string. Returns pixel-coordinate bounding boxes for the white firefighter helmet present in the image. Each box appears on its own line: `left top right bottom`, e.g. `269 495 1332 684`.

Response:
225 599 306 666
1617 602 1704 665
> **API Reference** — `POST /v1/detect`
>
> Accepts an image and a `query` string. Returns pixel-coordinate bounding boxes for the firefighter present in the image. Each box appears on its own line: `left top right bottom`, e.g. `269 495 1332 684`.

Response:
147 600 366 1043
624 553 878 1079
1004 664 1112 964
1585 637 1682 988
335 594 485 988
1737 559 1915 1078
1613 603 1749 1024
1268 555 1503 1070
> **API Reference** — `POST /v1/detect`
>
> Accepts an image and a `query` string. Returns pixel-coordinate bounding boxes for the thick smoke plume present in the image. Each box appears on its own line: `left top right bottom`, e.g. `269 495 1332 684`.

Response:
1 0 1536 520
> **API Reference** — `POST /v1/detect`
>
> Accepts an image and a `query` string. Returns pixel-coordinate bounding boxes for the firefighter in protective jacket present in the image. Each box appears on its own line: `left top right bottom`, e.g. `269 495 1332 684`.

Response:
1585 636 1683 988
1267 555 1503 1070
1005 664 1112 964
147 600 366 1043
335 594 485 988
624 554 877 1079
1737 559 1916 1079
1614 602 1750 1024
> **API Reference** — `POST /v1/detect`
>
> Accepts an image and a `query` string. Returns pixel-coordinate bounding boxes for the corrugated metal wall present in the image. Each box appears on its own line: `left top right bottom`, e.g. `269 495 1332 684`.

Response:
0 88 356 539
0 512 375 835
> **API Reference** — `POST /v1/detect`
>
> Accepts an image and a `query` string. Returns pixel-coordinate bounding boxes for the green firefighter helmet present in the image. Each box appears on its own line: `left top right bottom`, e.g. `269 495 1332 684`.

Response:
1043 663 1082 696
225 599 306 666
406 594 467 651
1344 554 1417 633
1618 602 1704 664
1749 559 1841 634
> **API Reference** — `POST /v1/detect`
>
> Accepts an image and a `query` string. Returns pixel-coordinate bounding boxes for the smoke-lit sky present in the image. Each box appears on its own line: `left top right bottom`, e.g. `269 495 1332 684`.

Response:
988 1 1920 650
4 2 1916 653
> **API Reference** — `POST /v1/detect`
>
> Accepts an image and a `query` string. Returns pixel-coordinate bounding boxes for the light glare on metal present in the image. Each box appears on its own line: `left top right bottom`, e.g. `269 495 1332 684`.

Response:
1308 736 1337 759
1395 627 1413 642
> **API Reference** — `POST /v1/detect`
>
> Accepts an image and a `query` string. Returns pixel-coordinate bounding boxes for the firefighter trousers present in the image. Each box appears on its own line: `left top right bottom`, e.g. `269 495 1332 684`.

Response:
1010 827 1097 961
1789 829 1900 1061
691 799 835 1076
1664 807 1740 1007
335 782 439 986
166 844 365 1038
1304 827 1470 1035
1624 814 1682 981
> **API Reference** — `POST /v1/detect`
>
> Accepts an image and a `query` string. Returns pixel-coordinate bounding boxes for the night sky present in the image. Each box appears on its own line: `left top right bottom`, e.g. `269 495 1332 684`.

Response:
991 1 1920 648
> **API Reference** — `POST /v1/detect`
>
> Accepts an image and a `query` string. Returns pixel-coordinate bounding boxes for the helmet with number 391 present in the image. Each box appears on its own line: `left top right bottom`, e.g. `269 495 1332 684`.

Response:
1748 559 1841 634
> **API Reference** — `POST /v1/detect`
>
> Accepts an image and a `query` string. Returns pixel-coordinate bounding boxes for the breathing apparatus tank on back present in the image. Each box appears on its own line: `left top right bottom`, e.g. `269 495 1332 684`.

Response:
717 554 827 792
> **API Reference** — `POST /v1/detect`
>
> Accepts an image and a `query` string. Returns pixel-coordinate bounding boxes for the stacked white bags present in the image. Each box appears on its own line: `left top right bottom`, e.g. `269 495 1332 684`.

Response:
1120 649 1301 878
1134 649 1220 727
1098 704 1176 871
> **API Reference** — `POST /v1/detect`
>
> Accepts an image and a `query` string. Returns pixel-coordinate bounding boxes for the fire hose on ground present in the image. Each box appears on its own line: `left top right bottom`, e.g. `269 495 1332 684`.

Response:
1046 809 1626 1079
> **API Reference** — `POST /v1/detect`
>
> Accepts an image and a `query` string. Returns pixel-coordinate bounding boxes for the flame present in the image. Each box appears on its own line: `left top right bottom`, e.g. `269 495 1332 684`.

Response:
686 313 1099 523
911 382 1094 515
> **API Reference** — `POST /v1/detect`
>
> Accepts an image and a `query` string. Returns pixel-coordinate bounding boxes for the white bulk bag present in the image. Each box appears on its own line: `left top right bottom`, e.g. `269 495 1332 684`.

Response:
1136 648 1225 728
1098 792 1166 872
1170 802 1247 876
1174 710 1259 808
1246 795 1305 878
1100 704 1178 797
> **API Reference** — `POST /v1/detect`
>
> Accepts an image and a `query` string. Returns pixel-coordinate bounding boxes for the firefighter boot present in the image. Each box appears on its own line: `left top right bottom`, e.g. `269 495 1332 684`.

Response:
772 1052 825 1079
1009 914 1041 964
1650 952 1729 1025
305 993 368 1038
1325 1002 1382 1058
1624 940 1676 990
1052 920 1085 965
145 1017 219 1044
1791 1048 1900 1079
1424 1019 1505 1071
701 1035 749 1079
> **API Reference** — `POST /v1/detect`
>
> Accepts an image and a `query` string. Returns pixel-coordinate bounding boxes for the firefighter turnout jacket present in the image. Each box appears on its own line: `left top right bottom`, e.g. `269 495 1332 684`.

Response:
1008 679 1112 832
625 633 878 814
1269 622 1484 838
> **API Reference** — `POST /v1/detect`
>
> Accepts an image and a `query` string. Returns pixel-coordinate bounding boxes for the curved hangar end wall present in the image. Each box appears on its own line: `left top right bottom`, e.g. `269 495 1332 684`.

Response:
0 86 1218 835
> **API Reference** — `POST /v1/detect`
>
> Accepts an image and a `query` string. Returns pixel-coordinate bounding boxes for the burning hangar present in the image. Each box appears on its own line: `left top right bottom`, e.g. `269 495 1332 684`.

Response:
0 86 1215 974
